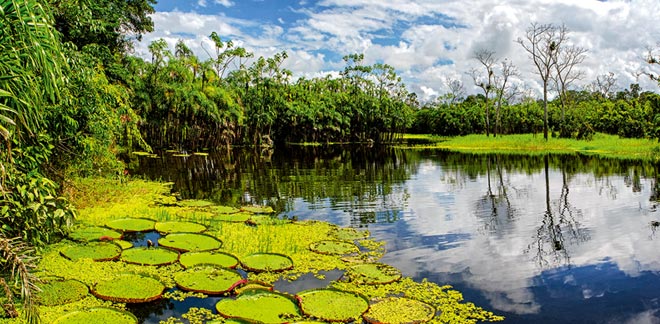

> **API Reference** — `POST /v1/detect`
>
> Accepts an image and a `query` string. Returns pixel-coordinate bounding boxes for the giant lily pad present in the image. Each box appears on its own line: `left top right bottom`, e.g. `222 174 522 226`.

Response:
174 266 244 294
240 205 275 214
106 218 155 232
363 297 435 324
68 226 122 242
309 240 359 255
121 247 179 266
155 221 207 234
52 307 138 324
158 233 223 252
214 212 252 222
216 289 301 323
296 289 369 322
212 206 241 214
346 263 402 285
179 200 215 207
92 274 165 303
60 242 122 261
37 279 88 306
333 227 369 241
241 253 293 272
179 251 239 269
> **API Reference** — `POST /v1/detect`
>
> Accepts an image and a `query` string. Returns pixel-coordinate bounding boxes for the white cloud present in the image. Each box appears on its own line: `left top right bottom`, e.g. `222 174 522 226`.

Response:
214 0 234 7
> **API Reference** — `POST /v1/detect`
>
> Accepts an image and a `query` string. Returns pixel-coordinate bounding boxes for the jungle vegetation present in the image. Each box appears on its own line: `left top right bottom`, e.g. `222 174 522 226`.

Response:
2 0 660 322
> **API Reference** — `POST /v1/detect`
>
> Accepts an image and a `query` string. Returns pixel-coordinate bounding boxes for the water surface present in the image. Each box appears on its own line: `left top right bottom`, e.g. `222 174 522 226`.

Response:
133 146 660 323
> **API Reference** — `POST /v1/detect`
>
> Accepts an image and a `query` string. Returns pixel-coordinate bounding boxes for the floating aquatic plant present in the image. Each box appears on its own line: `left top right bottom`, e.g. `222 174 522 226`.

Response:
309 240 359 255
92 274 165 303
240 205 275 214
155 221 207 234
179 200 215 207
332 227 369 241
52 307 138 324
215 289 301 323
296 288 369 322
114 240 134 250
241 253 294 272
179 250 239 269
37 279 89 306
363 297 435 324
68 226 122 242
120 247 180 266
346 263 402 285
234 280 274 294
211 206 240 214
60 242 122 262
158 233 223 252
174 266 244 294
214 212 252 222
106 218 156 232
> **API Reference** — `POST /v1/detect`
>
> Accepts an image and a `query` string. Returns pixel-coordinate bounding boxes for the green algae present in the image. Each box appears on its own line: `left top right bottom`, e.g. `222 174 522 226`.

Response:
155 221 207 234
68 226 122 242
120 247 180 266
296 288 369 322
363 297 435 324
92 274 165 303
346 263 402 285
215 289 301 323
241 253 294 272
106 218 156 232
52 307 138 324
179 251 239 269
158 233 223 252
60 242 122 262
214 212 252 222
174 266 243 294
37 279 89 306
309 240 359 255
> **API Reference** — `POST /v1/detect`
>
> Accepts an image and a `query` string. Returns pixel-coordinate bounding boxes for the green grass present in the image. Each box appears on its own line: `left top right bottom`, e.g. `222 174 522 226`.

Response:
400 133 660 160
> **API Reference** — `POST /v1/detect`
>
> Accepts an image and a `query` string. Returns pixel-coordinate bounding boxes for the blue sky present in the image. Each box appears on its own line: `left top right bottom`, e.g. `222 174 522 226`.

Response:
138 0 660 101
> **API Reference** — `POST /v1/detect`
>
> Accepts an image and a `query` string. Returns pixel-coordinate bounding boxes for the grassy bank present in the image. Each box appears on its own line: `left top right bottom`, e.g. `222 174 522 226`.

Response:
400 133 660 160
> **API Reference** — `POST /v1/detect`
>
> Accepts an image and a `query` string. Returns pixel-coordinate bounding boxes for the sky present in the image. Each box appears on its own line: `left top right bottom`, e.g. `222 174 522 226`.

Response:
136 0 660 102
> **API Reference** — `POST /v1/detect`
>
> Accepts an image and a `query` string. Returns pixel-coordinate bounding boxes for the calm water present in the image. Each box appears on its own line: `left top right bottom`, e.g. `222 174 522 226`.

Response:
133 146 660 324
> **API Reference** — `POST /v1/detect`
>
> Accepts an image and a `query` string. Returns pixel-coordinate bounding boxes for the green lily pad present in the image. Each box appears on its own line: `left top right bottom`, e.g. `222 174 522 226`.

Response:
296 289 369 322
240 205 275 214
241 253 294 272
249 215 290 225
216 289 301 323
37 279 88 306
114 240 134 250
309 240 359 255
155 221 207 234
120 247 180 266
215 212 252 222
68 226 122 242
158 233 223 252
234 281 274 295
106 218 156 232
333 228 369 241
92 274 165 303
60 242 122 261
52 307 138 324
363 297 436 324
212 206 241 214
174 266 244 294
179 199 215 207
346 263 402 285
179 251 239 269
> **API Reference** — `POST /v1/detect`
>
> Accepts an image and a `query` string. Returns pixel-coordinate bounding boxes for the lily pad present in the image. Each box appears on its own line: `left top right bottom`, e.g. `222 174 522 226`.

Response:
68 226 122 242
234 281 274 295
158 233 223 252
240 205 275 214
179 251 239 269
249 215 290 226
155 221 207 234
121 247 180 266
60 242 122 261
212 206 241 214
346 263 402 285
106 218 156 232
114 240 134 250
52 307 138 324
37 279 88 306
92 274 165 303
309 240 359 255
174 266 244 294
214 212 252 222
216 289 301 323
241 253 294 272
296 289 369 322
363 297 436 324
179 199 215 207
333 228 369 241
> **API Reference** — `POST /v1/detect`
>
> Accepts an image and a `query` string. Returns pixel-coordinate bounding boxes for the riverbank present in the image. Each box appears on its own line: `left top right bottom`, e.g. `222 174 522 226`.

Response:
399 133 660 160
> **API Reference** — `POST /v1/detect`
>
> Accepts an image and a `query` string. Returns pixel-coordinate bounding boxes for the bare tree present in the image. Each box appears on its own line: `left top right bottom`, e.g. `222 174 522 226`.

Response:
552 41 587 126
516 23 568 140
493 59 519 137
445 78 466 104
591 72 617 98
470 49 497 136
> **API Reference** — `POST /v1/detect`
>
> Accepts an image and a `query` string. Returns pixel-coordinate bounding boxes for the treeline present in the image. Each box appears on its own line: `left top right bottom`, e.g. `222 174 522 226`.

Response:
411 86 660 140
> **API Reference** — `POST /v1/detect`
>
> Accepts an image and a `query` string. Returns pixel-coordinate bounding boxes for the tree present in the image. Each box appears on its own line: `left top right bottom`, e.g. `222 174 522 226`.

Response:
470 49 497 136
591 72 617 99
516 23 567 140
493 59 519 137
552 39 587 128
